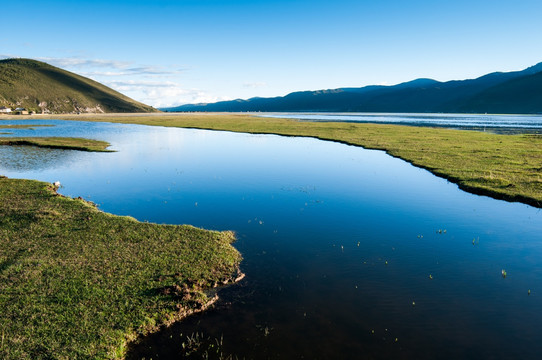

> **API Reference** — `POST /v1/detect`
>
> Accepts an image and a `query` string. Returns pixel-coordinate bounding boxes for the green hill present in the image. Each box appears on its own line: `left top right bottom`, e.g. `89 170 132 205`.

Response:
0 58 157 114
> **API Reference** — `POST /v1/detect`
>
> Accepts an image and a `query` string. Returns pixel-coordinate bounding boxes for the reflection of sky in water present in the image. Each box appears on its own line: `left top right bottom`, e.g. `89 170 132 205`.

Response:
1 119 542 359
0 119 137 148
0 145 84 172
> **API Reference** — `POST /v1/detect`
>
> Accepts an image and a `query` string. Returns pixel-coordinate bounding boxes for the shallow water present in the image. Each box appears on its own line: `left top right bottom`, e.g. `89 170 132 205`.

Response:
259 112 542 134
1 119 541 359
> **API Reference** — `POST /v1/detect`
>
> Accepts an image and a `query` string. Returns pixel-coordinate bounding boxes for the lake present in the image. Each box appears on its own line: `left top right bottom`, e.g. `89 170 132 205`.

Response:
259 112 542 134
1 119 541 359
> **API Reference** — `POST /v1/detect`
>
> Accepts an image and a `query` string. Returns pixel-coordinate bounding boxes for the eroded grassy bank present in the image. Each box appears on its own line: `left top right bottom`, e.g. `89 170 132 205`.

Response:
0 177 242 359
49 112 542 208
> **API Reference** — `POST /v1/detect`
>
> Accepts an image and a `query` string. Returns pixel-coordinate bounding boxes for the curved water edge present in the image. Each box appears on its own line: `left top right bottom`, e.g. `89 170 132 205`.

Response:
114 119 541 209
1 120 541 359
179 126 542 209
0 117 540 208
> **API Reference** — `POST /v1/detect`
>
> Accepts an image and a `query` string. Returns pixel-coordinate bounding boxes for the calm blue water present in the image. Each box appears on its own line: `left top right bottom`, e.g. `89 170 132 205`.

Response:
1 120 541 359
259 112 542 133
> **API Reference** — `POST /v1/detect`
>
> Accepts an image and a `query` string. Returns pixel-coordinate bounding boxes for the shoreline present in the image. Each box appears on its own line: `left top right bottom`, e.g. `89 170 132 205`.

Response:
15 112 538 208
125 270 246 356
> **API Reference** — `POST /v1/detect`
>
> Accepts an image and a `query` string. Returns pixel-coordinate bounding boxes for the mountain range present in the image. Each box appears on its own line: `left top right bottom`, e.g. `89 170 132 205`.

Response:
0 58 156 114
166 63 542 114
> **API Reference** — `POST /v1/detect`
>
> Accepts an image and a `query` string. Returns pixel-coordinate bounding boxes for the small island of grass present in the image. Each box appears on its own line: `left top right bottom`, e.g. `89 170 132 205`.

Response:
0 137 114 152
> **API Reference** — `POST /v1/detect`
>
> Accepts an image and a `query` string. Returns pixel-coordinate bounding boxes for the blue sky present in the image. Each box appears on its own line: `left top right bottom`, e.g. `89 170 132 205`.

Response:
2 0 542 107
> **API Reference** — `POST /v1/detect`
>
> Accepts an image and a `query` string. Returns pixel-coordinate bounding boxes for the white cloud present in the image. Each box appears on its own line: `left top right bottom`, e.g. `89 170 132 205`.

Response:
125 66 182 75
37 56 131 69
144 88 232 108
0 53 17 60
79 71 131 77
0 54 210 108
243 81 267 88
1 55 184 77
103 80 230 108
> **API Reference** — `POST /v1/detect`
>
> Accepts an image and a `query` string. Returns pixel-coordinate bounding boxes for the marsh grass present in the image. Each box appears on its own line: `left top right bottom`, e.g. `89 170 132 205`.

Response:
179 331 238 359
0 177 242 359
43 113 541 207
0 137 114 152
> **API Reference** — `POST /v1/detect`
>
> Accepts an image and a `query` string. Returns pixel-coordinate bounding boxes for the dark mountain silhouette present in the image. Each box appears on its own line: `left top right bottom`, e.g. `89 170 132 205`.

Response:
166 62 542 114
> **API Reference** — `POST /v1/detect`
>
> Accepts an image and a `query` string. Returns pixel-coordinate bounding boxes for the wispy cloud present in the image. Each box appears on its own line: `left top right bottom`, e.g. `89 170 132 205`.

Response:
125 66 182 75
0 53 20 60
81 67 183 77
0 54 132 71
243 82 267 88
106 80 180 90
0 55 184 77
0 54 200 108
37 57 131 69
103 80 230 108
79 71 131 77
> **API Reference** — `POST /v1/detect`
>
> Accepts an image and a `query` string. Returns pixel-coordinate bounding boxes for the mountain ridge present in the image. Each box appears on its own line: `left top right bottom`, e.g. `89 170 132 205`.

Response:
166 63 542 114
0 58 156 114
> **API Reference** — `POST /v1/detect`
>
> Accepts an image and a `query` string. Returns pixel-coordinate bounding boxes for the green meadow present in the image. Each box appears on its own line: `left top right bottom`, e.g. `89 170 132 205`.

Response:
0 176 241 359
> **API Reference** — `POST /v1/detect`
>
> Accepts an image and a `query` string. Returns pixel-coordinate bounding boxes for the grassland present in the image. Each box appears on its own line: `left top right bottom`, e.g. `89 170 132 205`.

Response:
44 112 542 208
0 137 113 152
0 177 242 359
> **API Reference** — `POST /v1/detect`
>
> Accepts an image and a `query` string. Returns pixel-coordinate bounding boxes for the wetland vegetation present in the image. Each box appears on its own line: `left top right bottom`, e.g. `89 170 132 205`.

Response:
0 114 540 359
0 137 113 152
0 177 241 359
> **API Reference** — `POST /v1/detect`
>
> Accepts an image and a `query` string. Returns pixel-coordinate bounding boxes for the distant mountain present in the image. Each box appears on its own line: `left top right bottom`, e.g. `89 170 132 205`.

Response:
0 58 157 114
166 62 542 114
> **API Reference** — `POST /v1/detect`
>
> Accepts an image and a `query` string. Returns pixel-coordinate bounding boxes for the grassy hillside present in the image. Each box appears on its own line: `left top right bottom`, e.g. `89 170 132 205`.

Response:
0 58 157 114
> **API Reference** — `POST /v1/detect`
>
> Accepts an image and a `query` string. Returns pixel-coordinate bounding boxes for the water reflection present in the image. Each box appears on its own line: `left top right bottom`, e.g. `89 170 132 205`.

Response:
0 145 83 172
1 120 541 360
